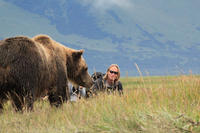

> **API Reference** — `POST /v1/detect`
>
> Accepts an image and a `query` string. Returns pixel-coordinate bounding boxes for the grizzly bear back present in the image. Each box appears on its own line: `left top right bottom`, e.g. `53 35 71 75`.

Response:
0 36 67 98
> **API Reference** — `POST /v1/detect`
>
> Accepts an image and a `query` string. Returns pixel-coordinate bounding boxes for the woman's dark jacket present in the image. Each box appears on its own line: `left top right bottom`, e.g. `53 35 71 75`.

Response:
91 78 123 95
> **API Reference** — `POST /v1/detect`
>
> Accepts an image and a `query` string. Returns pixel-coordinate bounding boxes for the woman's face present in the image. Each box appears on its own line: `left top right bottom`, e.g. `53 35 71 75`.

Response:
107 66 119 82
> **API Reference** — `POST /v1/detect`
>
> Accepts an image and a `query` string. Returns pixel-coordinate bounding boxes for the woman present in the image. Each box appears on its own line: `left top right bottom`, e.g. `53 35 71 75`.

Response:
91 64 123 95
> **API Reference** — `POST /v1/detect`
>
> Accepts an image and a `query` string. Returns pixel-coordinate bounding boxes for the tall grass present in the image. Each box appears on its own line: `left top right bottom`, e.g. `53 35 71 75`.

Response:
0 75 199 133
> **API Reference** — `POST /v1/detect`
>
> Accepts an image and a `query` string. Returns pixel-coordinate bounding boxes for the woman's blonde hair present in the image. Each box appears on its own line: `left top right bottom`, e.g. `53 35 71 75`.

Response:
103 64 120 82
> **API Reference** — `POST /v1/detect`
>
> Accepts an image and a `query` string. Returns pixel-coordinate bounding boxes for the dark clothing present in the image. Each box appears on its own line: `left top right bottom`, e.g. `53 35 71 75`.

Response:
91 78 123 95
91 72 105 81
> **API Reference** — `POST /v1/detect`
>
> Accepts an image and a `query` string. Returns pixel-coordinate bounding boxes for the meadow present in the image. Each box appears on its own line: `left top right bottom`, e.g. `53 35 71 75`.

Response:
0 75 199 133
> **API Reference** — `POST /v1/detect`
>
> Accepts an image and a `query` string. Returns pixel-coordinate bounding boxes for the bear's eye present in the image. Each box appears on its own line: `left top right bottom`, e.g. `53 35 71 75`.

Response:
82 67 88 73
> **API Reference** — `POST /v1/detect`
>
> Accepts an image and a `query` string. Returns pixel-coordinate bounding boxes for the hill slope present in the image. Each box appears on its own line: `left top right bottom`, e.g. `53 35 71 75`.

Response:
1 0 200 75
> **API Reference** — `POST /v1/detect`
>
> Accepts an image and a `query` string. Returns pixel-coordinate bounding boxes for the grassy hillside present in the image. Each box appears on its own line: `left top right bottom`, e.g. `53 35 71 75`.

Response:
0 75 199 133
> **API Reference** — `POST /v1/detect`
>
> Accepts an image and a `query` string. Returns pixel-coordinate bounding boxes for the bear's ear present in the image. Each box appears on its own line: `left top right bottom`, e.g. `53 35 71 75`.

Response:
72 49 84 60
33 35 51 45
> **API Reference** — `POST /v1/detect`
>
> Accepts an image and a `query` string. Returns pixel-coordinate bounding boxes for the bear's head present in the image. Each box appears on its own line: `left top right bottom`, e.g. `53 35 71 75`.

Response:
33 34 93 89
67 49 93 89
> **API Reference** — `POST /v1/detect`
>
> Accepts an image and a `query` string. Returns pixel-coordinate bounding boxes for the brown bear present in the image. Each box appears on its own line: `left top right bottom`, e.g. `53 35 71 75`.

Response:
0 34 93 111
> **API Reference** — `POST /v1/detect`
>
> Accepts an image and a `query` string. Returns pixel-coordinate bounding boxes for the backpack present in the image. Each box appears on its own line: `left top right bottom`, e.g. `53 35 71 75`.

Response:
91 72 105 81
85 72 105 98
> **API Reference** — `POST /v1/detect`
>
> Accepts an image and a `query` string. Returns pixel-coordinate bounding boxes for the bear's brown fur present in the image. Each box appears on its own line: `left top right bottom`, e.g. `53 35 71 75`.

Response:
0 35 93 111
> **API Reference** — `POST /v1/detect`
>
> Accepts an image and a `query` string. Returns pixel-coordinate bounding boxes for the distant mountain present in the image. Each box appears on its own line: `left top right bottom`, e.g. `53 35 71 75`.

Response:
1 0 200 76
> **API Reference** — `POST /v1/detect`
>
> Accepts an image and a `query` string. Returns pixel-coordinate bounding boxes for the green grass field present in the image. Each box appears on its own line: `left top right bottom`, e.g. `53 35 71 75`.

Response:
0 75 199 133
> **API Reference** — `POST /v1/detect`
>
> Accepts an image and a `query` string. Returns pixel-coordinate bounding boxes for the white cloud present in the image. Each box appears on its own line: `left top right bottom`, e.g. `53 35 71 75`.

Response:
79 0 134 11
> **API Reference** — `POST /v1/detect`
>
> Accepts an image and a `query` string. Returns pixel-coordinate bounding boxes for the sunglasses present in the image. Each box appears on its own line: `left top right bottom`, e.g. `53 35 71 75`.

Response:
109 70 118 75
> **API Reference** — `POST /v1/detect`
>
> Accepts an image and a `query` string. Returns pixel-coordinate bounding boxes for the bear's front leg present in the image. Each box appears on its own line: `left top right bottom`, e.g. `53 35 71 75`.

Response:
48 92 63 107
